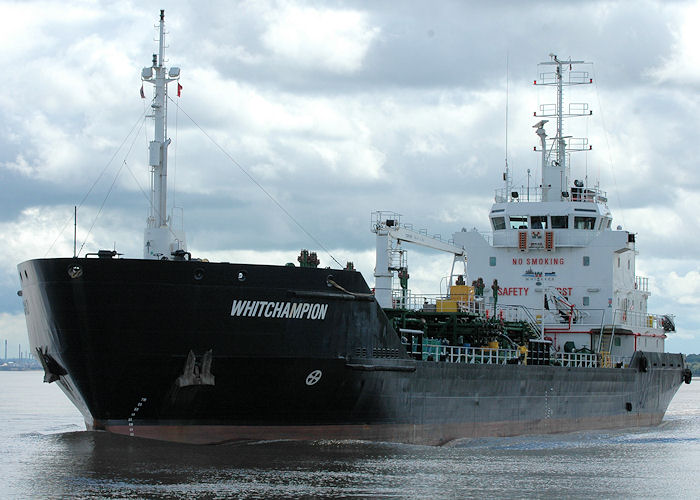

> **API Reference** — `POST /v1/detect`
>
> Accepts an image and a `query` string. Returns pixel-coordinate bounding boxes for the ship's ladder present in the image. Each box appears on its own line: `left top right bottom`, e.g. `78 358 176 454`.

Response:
595 310 617 362
599 333 613 353
495 304 542 338
519 306 543 337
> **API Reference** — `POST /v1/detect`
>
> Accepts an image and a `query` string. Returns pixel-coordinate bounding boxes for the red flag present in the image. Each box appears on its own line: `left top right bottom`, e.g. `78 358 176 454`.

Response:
140 84 145 99
177 83 182 97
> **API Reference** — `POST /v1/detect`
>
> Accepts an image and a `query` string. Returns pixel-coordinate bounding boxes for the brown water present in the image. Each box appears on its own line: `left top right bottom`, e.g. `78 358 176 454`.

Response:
1 371 697 499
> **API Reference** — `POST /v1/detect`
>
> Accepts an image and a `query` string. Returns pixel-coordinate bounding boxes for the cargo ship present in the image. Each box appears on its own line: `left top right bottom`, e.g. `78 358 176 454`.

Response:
17 12 690 445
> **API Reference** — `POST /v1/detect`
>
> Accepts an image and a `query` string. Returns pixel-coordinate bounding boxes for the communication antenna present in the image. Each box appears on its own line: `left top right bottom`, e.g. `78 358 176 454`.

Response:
504 53 510 194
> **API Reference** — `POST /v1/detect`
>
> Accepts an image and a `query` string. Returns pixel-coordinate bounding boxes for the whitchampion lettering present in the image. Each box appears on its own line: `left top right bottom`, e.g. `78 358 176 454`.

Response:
231 300 247 316
272 302 284 317
230 300 328 320
242 301 256 316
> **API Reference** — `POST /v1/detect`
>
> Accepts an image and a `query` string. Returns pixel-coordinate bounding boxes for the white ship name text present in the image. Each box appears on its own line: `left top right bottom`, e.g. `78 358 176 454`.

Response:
230 300 328 320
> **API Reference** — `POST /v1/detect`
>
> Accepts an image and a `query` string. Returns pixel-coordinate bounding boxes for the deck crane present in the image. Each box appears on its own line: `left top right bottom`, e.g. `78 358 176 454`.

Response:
371 211 468 309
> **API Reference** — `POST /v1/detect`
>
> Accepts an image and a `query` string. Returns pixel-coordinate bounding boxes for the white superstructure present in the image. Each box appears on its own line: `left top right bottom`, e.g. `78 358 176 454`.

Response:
374 55 675 362
141 10 187 260
453 55 673 358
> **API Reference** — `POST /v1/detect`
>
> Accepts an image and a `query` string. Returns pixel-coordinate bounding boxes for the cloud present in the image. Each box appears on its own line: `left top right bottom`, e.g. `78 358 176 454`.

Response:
262 4 379 74
660 270 700 306
649 1 700 85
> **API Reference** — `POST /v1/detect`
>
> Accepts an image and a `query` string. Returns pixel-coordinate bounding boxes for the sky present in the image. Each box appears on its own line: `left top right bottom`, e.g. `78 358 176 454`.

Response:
2 0 700 355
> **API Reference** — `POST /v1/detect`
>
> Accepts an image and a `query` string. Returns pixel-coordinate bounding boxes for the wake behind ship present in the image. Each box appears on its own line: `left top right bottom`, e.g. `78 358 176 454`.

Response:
18 11 690 445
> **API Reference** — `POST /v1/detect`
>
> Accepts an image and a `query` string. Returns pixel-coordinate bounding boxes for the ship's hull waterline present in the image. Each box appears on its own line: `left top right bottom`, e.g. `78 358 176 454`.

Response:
18 258 686 445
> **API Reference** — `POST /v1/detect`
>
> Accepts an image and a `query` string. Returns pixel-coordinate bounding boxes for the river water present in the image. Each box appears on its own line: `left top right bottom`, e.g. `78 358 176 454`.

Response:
0 371 697 499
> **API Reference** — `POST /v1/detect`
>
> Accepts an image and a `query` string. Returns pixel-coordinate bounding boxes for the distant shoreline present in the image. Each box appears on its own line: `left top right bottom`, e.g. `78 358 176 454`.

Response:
1 359 41 371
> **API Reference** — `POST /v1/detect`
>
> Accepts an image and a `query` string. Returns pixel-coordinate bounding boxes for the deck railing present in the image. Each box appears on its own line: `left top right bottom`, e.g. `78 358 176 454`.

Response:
390 292 673 336
401 342 613 368
614 309 674 331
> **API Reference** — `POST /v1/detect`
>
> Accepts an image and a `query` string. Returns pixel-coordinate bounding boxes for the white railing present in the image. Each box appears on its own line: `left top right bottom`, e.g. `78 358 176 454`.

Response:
615 309 674 330
635 276 649 293
402 343 521 364
553 352 599 368
390 293 443 311
400 342 626 369
391 292 539 325
390 292 478 313
493 186 607 204
371 211 456 246
494 187 543 203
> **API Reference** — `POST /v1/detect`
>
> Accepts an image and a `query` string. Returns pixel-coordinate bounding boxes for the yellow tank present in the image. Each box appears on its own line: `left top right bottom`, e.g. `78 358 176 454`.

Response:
436 285 475 312
436 299 457 312
488 340 499 349
449 285 474 300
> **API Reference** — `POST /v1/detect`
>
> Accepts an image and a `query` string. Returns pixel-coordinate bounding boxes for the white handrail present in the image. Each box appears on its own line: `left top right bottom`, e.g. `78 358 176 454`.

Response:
401 342 609 369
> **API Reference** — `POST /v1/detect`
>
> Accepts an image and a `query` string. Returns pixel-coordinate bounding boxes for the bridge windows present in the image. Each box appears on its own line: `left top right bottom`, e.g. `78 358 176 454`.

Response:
551 216 569 229
492 217 506 230
496 214 603 230
574 216 597 230
530 216 548 229
509 216 528 229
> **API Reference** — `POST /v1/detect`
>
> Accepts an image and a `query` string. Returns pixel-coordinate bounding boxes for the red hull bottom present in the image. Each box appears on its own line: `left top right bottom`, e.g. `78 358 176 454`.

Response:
99 413 664 446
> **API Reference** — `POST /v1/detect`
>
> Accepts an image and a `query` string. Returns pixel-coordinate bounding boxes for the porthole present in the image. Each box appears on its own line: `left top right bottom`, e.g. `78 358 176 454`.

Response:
237 270 247 282
67 265 83 279
193 268 205 281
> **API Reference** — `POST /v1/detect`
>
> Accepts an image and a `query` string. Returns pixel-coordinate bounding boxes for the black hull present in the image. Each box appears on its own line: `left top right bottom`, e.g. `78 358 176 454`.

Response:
18 257 687 445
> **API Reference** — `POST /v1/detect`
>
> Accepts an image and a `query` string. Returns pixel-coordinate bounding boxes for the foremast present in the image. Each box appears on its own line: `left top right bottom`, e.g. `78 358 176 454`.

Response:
142 10 186 260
